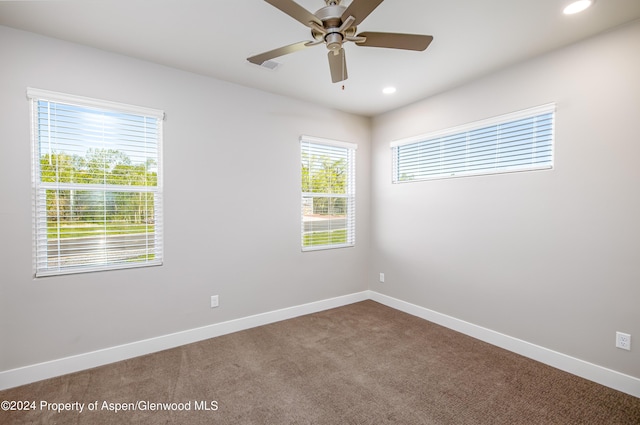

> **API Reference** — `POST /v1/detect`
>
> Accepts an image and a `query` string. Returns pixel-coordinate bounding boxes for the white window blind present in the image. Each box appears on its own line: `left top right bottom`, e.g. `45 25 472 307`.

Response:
28 88 164 277
391 103 555 183
301 136 356 251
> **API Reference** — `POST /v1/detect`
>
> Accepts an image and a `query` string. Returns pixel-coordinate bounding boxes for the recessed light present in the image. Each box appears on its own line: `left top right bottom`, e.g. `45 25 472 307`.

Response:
563 0 594 15
382 87 397 95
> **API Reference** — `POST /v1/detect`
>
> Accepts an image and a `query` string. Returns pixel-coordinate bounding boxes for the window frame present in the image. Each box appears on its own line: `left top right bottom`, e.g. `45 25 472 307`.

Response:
391 103 555 183
300 135 356 252
28 88 164 277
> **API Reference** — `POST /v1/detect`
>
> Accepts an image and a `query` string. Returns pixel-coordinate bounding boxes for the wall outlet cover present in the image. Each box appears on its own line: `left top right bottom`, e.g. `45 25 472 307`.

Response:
616 332 631 350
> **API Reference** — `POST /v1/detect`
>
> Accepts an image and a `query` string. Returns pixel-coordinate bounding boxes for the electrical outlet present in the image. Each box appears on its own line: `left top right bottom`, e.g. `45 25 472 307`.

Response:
211 295 219 308
616 332 631 350
379 273 385 283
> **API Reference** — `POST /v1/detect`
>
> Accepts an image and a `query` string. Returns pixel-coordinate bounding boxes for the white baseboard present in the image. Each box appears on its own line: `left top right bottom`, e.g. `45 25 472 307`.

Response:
0 291 369 391
2 289 638 399
368 291 640 398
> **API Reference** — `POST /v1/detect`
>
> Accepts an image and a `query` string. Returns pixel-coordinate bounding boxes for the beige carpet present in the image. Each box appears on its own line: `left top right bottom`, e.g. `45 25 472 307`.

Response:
1 300 639 424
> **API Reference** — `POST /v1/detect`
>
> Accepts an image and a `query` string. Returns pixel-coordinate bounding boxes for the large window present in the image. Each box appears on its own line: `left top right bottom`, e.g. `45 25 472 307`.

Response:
28 88 164 277
301 136 356 251
392 103 555 183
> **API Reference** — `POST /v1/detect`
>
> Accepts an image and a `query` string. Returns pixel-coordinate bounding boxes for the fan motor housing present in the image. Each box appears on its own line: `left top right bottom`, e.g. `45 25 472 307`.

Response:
325 33 343 51
315 4 345 23
312 3 357 50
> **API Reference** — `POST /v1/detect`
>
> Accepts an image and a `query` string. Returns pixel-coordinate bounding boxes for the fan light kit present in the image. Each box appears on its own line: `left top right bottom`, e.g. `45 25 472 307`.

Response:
248 0 433 83
563 0 594 15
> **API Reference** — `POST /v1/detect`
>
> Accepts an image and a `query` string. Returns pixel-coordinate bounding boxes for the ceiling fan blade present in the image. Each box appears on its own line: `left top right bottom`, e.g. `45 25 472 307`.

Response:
355 32 433 51
341 0 384 26
247 41 313 65
328 48 348 83
264 0 322 27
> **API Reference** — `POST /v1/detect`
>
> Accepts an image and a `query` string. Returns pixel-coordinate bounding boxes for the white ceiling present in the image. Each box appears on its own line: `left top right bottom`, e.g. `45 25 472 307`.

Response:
1 0 639 116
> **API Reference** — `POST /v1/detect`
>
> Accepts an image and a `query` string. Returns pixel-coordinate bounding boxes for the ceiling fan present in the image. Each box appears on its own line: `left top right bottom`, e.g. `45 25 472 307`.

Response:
247 0 433 83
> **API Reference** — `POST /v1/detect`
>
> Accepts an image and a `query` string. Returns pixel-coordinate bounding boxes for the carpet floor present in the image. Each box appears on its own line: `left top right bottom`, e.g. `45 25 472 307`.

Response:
1 300 639 424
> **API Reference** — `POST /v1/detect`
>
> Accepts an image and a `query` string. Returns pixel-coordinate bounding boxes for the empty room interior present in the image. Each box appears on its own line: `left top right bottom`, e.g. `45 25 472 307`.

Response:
0 0 639 423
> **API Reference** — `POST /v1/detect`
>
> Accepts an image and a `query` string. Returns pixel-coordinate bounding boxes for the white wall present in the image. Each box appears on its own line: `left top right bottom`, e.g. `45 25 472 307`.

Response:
371 20 640 379
0 25 371 372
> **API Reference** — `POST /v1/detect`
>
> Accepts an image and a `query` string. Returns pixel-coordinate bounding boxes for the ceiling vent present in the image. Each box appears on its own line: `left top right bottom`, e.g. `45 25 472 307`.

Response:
260 60 281 70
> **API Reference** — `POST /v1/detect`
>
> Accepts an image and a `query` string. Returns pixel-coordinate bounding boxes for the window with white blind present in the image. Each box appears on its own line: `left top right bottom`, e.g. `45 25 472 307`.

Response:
301 136 356 251
28 88 164 277
391 103 555 183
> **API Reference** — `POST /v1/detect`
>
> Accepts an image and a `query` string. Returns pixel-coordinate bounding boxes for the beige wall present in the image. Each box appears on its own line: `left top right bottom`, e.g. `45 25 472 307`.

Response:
0 25 371 372
370 21 640 378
